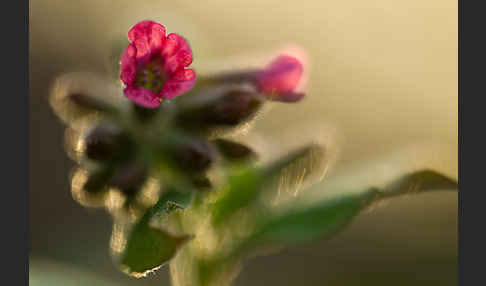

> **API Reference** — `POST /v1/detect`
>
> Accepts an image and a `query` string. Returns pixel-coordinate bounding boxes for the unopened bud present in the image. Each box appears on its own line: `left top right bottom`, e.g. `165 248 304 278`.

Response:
84 123 134 162
265 91 305 103
211 90 264 125
211 139 257 161
172 139 215 173
255 55 306 102
110 161 149 192
191 175 212 189
208 70 259 85
83 167 113 194
256 55 303 93
177 89 265 128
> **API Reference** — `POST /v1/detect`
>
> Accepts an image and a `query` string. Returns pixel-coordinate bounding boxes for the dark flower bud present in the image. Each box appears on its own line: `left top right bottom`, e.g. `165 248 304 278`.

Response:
176 88 265 129
172 139 215 173
265 91 305 103
110 161 149 193
207 70 259 86
211 139 257 162
191 175 212 189
209 90 264 126
83 167 113 194
84 123 134 162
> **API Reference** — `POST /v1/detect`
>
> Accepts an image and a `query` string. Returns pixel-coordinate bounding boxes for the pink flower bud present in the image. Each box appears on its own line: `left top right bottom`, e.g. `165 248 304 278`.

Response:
256 55 304 102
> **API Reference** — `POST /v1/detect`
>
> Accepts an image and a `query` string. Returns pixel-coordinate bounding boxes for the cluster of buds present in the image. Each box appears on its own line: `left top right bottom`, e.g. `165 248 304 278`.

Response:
54 20 307 213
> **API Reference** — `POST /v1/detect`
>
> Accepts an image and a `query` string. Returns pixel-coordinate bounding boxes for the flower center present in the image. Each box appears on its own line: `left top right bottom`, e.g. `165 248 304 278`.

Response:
135 57 167 94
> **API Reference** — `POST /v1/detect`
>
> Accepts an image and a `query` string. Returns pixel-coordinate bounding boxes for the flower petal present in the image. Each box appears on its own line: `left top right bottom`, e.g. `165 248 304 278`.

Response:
120 43 137 85
257 55 303 93
128 20 166 62
123 86 161 108
159 69 196 99
161 33 193 74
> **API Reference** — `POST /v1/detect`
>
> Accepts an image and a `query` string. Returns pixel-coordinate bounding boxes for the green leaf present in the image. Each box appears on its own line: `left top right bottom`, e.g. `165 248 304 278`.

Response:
210 145 318 226
238 169 457 250
247 189 377 245
264 143 327 203
211 166 261 226
121 224 187 276
380 169 458 198
120 225 188 276
120 190 192 276
261 145 321 178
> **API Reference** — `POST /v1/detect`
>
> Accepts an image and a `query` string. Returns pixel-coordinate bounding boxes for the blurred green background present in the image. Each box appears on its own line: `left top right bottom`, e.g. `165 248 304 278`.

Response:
30 0 457 285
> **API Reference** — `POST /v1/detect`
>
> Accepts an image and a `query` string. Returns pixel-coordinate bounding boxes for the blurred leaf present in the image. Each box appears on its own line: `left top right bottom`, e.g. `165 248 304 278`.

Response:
211 145 319 226
265 143 327 202
211 166 261 226
120 190 192 276
238 169 457 250
121 224 189 276
49 72 124 124
381 169 458 198
195 256 241 286
262 145 323 177
248 190 377 245
69 93 119 114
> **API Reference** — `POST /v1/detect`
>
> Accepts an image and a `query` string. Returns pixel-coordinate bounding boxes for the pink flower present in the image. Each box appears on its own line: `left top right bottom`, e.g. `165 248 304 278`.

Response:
120 20 196 108
256 55 305 102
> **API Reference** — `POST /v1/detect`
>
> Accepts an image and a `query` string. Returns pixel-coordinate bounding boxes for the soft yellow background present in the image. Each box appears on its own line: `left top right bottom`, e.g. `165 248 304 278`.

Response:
30 0 457 285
